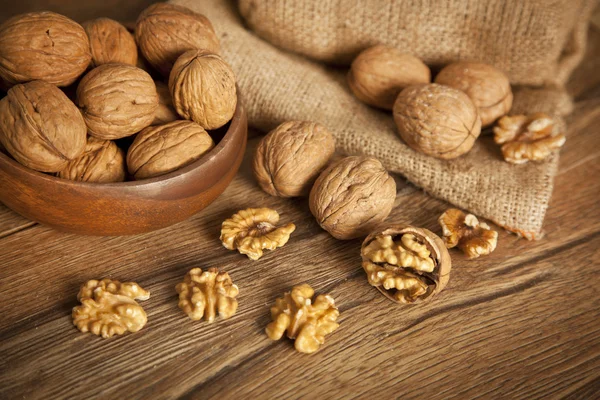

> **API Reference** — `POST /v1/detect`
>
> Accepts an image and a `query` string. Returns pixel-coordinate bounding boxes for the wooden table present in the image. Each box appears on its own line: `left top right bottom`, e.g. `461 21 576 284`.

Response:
1 4 600 400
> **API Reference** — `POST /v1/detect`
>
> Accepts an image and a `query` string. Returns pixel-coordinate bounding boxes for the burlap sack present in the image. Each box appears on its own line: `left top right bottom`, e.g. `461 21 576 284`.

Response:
173 0 595 238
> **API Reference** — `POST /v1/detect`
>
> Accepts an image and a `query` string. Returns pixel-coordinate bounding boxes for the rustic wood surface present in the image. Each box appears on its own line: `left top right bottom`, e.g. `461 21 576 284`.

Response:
1 3 600 400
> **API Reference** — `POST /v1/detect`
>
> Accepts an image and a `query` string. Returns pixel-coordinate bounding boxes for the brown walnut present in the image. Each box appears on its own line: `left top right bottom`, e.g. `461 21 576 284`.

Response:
169 49 237 130
152 81 178 125
309 156 396 240
0 11 91 87
253 121 336 197
0 80 86 172
82 18 138 67
76 64 158 140
58 137 126 183
135 3 220 76
438 208 498 259
393 83 482 159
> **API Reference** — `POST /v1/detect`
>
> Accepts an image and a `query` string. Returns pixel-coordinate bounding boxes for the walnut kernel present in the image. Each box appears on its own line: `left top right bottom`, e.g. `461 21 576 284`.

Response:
58 137 126 183
439 208 498 259
83 18 138 67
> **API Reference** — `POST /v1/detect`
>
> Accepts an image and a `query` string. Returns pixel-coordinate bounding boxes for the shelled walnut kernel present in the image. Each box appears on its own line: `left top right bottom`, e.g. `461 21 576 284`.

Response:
438 209 498 259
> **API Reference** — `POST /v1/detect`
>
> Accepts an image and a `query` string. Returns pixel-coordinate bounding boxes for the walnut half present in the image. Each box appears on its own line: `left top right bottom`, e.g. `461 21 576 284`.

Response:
439 208 498 259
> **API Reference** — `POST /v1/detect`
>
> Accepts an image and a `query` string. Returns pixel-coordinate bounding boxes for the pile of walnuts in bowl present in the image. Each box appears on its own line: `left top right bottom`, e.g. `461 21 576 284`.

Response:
0 3 237 183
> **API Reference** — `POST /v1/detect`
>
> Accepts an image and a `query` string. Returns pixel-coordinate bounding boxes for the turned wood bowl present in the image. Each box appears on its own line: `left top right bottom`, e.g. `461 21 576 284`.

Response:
0 101 247 236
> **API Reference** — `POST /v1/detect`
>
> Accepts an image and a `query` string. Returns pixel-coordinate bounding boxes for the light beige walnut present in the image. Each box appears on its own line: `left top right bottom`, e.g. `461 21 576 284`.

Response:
127 120 214 180
169 49 237 130
135 3 220 76
361 225 452 304
76 64 158 140
493 113 565 164
0 80 86 172
0 11 91 87
152 81 178 125
253 121 335 197
265 283 339 354
348 45 430 110
82 18 138 67
175 267 239 322
220 208 296 260
393 83 482 159
435 62 512 127
309 156 396 240
439 208 498 259
72 278 150 338
57 137 126 183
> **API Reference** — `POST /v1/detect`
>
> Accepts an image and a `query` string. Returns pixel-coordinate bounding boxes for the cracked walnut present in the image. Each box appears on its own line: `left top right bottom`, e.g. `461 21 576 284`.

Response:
439 208 498 259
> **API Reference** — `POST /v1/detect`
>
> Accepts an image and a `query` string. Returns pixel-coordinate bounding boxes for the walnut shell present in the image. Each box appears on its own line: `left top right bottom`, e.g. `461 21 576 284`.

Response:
135 3 220 77
435 62 513 127
169 50 237 130
309 156 396 240
348 45 430 110
76 64 158 140
82 18 138 67
0 11 91 87
393 84 482 159
0 80 86 172
152 81 178 125
57 137 126 183
127 120 215 180
253 121 335 197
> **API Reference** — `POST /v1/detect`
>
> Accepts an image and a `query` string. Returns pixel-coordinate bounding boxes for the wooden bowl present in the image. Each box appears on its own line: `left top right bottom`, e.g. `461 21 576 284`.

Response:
0 102 247 236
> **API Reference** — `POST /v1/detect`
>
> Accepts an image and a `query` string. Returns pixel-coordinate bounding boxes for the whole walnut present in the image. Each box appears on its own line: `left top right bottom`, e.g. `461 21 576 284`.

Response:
0 80 86 172
253 121 335 197
0 11 91 87
152 81 178 125
82 18 138 67
309 156 396 240
135 3 220 76
58 137 126 183
169 50 237 130
393 84 482 159
435 62 512 127
127 120 215 180
77 64 158 140
348 45 430 110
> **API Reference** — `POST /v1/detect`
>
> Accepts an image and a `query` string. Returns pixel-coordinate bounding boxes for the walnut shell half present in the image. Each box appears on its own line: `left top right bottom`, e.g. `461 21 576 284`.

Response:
82 18 138 67
57 137 126 183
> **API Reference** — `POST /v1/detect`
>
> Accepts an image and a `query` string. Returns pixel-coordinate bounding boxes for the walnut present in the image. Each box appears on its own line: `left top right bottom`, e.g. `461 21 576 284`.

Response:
169 50 237 130
0 11 91 87
72 278 150 338
0 80 86 172
309 156 396 240
438 208 498 259
127 120 215 180
82 18 138 67
265 283 339 354
152 81 178 125
220 208 296 260
393 83 482 159
175 267 239 322
434 62 513 127
135 3 220 77
348 45 430 110
57 137 126 183
493 113 565 164
361 225 452 304
253 121 336 197
76 64 158 140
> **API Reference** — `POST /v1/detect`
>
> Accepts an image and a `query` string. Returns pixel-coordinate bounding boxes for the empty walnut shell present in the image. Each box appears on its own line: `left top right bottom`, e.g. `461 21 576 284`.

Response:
393 84 482 159
169 49 237 130
152 81 178 125
127 120 215 180
57 137 126 183
309 156 396 240
0 80 86 172
135 3 220 76
76 64 158 140
82 18 138 67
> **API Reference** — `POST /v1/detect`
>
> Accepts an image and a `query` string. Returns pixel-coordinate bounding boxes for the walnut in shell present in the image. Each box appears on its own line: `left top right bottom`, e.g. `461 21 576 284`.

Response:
0 80 86 172
361 225 451 304
393 84 482 159
435 62 513 127
57 137 126 183
76 64 158 140
169 49 237 130
309 156 396 240
127 120 214 180
438 208 498 259
152 81 178 125
253 121 336 197
266 283 340 354
135 3 220 76
0 11 91 87
348 45 430 110
82 18 138 67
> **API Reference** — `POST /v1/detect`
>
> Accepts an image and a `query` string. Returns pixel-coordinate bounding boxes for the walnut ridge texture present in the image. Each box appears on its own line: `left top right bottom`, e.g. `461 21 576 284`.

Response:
58 137 126 183
152 81 178 125
83 18 138 67
439 208 498 259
